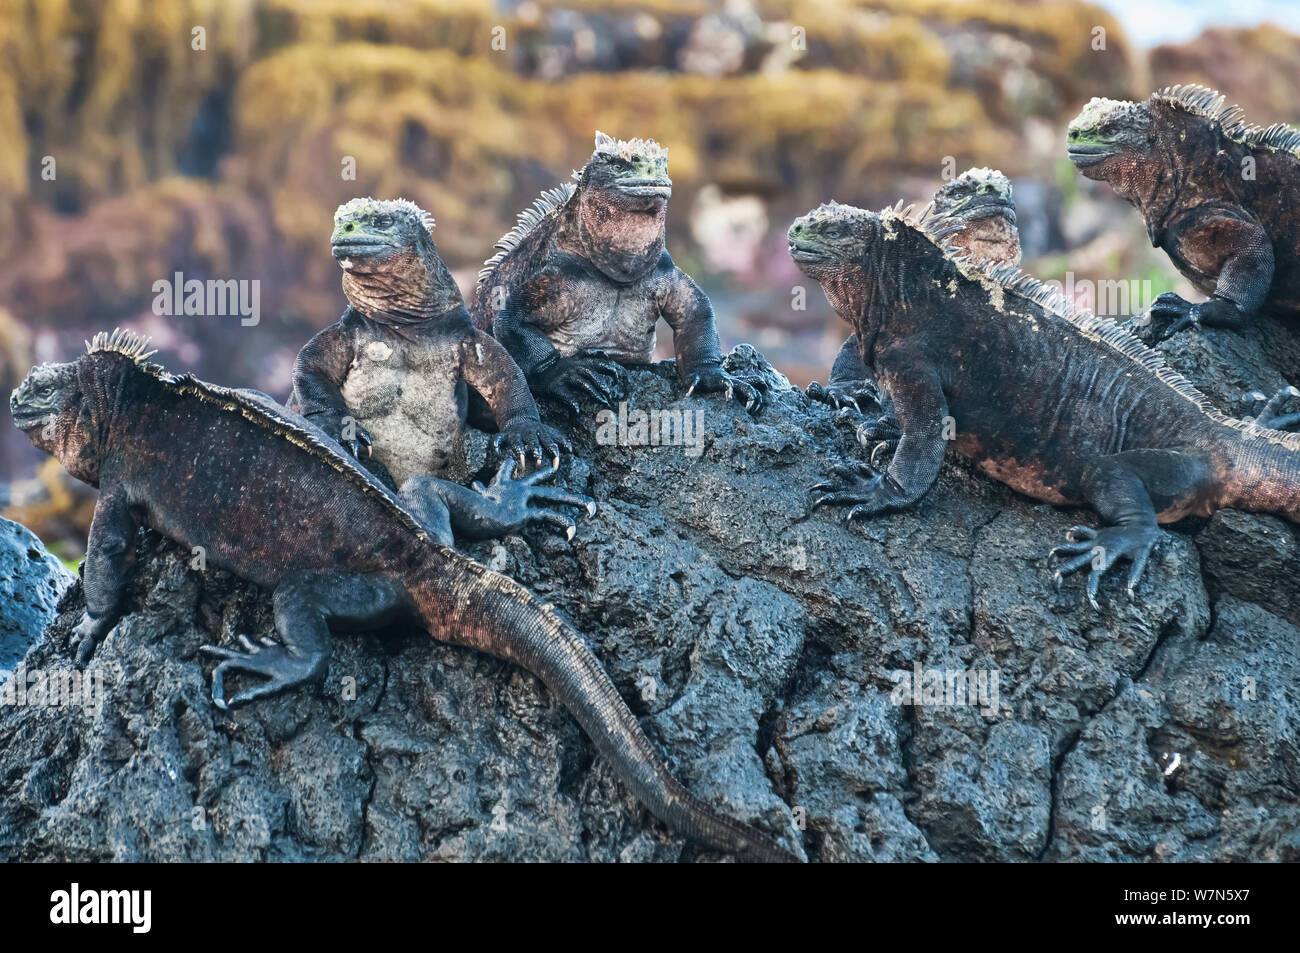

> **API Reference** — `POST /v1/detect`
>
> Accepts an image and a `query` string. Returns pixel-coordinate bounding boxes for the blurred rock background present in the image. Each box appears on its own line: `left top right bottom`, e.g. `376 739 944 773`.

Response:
1 0 1298 554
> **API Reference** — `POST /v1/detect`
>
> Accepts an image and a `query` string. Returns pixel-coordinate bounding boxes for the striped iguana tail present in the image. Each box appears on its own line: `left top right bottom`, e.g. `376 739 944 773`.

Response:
408 551 801 863
1222 424 1300 524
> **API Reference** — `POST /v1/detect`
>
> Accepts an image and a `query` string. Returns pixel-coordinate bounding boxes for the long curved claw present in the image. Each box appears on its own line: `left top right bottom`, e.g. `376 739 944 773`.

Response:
868 440 897 470
1138 292 1201 342
685 375 700 397
516 462 558 485
553 386 583 418
572 366 616 406
528 484 596 510
807 379 880 414
731 377 764 413
526 508 578 540
856 419 902 449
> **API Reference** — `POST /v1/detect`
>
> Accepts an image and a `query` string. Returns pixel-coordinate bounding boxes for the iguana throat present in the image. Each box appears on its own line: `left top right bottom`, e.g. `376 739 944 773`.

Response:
566 131 672 284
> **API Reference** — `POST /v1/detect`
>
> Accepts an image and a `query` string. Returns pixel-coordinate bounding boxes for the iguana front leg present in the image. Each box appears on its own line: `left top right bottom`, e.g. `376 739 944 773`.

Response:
1141 214 1274 340
810 364 947 520
460 329 570 466
806 335 887 413
661 269 763 412
493 302 624 414
73 488 138 666
291 318 375 461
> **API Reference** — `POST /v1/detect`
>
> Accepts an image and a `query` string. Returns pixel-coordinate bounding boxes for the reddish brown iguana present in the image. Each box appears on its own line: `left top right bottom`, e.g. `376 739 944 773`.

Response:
788 201 1300 607
9 330 798 862
1067 85 1300 341
807 167 1022 416
470 132 761 414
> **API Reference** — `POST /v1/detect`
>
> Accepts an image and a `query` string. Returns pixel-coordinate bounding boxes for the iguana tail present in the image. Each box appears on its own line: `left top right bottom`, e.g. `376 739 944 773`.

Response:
408 549 800 863
1222 428 1300 523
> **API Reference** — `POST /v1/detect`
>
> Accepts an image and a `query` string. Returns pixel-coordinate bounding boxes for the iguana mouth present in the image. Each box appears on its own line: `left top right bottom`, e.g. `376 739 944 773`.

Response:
9 401 52 431
951 194 1016 224
1067 143 1113 167
331 238 399 261
615 178 672 198
788 239 831 263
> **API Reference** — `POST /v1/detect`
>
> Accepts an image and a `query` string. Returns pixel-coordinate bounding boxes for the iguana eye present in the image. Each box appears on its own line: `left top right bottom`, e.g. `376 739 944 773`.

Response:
373 214 393 228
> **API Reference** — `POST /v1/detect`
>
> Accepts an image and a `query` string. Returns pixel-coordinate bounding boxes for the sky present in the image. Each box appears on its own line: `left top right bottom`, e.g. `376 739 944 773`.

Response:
1093 0 1300 45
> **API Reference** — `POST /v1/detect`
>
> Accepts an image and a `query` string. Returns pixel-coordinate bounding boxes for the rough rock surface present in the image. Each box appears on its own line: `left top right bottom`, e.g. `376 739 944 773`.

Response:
0 346 1297 862
0 517 74 680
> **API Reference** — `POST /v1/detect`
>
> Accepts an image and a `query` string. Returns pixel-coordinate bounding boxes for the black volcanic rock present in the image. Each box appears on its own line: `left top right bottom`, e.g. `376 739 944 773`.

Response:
0 347 1295 862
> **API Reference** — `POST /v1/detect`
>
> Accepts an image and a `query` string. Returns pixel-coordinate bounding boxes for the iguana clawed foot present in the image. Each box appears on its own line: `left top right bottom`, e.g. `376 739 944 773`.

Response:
684 365 764 413
684 367 763 412
72 612 116 667
806 378 882 414
809 461 906 520
468 457 596 540
535 350 626 415
1247 385 1300 431
493 420 571 470
1132 292 1243 343
326 419 374 462
1048 522 1159 610
201 635 328 710
854 416 902 468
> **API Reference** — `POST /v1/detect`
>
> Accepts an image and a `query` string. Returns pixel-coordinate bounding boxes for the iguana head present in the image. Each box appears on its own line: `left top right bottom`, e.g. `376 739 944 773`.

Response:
1066 97 1157 187
573 132 671 282
10 361 79 455
580 131 672 207
331 197 463 324
931 167 1020 267
787 201 882 317
10 331 156 485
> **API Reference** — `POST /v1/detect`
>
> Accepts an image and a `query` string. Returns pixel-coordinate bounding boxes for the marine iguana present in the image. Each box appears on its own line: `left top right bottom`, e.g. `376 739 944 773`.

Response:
470 132 761 414
806 168 1022 416
787 202 1300 607
9 330 797 863
293 198 568 487
1067 85 1300 341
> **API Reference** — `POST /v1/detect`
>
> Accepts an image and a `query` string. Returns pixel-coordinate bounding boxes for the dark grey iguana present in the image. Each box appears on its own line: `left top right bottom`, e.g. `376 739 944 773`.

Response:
9 330 798 862
806 168 1022 417
787 202 1300 607
470 132 761 414
290 197 588 544
1067 85 1300 341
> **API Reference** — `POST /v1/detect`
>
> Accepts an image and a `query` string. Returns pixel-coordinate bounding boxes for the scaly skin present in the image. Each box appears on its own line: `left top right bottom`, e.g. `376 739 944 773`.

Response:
291 198 585 546
10 330 798 863
294 197 568 484
806 168 1021 459
471 132 761 414
788 203 1300 608
1067 85 1300 342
